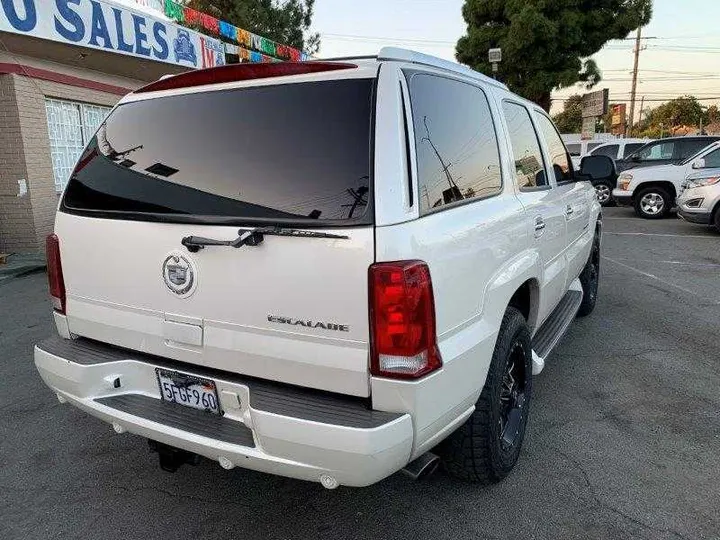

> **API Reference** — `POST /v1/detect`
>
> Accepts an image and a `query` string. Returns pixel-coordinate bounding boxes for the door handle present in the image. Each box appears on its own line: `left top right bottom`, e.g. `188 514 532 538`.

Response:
534 216 546 236
566 205 574 218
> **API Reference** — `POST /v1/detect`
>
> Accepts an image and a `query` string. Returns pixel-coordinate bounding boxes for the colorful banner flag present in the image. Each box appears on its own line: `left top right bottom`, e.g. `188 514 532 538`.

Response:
183 7 202 26
163 0 309 63
219 21 237 41
164 0 184 22
200 13 219 34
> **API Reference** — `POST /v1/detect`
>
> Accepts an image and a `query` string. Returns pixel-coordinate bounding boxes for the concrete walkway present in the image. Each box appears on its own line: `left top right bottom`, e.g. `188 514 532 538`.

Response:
0 253 46 284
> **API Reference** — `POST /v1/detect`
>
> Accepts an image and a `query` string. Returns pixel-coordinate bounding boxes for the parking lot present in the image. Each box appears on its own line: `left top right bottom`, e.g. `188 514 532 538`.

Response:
1 206 718 540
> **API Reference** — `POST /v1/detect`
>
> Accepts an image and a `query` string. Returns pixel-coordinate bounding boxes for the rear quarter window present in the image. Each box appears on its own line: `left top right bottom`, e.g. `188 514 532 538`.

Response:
405 72 503 213
592 144 619 158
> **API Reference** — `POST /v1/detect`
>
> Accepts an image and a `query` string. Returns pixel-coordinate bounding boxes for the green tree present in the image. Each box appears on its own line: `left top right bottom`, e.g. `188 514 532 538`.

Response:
552 94 583 133
456 0 652 110
639 96 706 133
187 0 319 53
707 105 719 124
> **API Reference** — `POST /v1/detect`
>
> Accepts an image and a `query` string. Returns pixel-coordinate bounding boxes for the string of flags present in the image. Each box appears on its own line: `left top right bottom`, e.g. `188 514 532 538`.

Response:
163 0 310 63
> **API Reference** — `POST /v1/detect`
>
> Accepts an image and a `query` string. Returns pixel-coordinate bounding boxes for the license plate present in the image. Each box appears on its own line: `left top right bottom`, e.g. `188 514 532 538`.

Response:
156 369 220 414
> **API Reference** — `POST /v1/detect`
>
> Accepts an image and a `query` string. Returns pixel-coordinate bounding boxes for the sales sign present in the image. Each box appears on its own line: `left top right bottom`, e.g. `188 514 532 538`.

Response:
0 0 225 69
581 89 609 118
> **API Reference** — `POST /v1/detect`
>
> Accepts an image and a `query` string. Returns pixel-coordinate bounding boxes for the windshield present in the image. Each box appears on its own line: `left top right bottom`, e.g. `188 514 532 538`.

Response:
681 141 720 166
61 79 375 226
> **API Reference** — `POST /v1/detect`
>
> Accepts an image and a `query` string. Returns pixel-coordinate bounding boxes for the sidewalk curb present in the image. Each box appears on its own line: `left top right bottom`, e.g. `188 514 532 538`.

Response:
0 254 47 284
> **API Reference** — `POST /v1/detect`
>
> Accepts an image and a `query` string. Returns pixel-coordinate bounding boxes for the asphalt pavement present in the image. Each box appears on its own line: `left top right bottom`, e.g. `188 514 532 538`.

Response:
1 207 719 540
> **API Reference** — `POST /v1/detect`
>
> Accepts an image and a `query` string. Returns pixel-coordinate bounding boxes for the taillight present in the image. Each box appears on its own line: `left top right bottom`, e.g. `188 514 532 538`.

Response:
369 261 442 379
46 234 65 314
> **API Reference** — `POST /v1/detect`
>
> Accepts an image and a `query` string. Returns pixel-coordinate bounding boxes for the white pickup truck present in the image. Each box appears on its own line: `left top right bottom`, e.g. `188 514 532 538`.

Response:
35 48 603 489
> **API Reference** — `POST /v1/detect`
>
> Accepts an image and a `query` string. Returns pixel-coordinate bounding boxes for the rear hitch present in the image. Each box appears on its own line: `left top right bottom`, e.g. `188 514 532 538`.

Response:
148 440 202 473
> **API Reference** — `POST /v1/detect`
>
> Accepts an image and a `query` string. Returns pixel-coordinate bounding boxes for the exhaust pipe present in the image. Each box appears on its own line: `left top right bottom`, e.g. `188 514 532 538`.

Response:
402 452 440 480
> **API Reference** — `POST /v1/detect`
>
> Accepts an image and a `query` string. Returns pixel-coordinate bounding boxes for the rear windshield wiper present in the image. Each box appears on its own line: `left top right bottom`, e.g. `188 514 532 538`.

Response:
181 227 350 253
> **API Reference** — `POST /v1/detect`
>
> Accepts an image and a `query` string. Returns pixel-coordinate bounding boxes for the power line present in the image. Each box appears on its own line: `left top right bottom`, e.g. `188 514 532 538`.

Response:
551 97 720 103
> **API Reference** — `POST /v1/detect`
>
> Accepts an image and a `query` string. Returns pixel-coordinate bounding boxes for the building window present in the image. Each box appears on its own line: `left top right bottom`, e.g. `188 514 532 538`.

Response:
45 99 111 192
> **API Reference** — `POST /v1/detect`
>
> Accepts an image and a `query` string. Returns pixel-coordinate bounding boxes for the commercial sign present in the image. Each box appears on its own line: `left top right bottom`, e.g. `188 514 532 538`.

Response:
581 89 609 118
0 0 225 69
581 117 596 141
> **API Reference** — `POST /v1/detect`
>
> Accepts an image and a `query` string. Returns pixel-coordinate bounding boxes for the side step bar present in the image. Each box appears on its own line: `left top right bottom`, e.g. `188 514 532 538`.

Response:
531 283 583 374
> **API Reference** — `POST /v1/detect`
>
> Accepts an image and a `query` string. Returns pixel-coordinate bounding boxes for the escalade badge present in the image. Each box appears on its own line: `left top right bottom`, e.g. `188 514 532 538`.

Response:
162 253 197 298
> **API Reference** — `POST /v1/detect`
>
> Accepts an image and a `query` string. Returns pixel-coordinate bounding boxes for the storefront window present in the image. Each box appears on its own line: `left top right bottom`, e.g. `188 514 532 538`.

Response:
45 99 111 192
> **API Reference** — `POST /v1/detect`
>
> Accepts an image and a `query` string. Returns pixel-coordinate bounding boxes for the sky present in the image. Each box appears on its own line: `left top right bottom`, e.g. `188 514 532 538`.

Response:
312 0 720 120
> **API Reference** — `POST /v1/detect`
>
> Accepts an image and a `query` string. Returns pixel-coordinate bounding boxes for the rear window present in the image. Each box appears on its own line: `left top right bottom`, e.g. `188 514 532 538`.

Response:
623 143 645 158
566 143 581 156
62 79 375 226
591 144 619 158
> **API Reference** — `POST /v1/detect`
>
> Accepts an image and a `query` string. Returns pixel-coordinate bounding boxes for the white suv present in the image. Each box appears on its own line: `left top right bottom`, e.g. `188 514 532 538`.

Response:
613 141 720 218
35 48 602 488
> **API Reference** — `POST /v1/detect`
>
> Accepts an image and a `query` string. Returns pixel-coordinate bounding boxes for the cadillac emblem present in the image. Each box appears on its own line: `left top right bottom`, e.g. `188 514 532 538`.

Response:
162 253 197 297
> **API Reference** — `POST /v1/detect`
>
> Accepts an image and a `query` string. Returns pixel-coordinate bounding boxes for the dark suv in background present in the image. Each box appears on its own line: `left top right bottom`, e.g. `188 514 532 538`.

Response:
615 136 720 173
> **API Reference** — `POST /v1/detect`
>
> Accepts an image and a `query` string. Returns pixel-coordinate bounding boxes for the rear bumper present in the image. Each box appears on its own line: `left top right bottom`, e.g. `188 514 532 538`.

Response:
34 336 413 488
677 208 712 224
611 190 633 206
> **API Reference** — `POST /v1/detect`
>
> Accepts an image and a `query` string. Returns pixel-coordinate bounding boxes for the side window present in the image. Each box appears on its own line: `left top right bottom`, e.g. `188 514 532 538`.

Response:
703 148 720 168
502 101 547 189
623 143 645 158
586 142 602 154
639 141 675 161
535 113 573 182
592 144 619 158
407 73 503 213
566 143 581 157
682 139 714 159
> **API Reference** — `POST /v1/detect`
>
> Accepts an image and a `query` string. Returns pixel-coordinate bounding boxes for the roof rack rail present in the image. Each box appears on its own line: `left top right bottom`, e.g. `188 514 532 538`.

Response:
377 47 508 90
313 55 378 62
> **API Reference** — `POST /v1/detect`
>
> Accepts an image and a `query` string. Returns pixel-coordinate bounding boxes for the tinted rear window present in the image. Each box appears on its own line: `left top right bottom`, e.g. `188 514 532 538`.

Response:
623 143 645 158
62 79 375 226
681 138 719 159
592 144 619 158
566 144 581 156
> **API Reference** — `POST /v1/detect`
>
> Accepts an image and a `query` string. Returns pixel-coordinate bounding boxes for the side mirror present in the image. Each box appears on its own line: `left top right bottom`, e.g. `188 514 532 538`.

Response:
579 155 616 180
630 154 641 162
692 158 706 169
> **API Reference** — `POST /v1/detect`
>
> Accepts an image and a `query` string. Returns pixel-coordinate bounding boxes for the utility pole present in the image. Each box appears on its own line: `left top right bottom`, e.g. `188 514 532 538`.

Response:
628 26 642 136
638 95 645 131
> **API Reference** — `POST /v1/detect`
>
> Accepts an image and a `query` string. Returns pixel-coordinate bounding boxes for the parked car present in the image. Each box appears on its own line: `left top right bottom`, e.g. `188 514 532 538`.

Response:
580 154 619 208
587 138 651 162
582 139 649 206
615 136 720 173
613 140 720 218
676 167 720 232
566 140 607 169
34 48 603 489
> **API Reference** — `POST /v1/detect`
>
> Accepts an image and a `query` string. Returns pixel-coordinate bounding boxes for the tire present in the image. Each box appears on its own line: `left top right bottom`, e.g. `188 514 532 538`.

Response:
714 206 720 234
634 186 672 219
577 233 600 317
593 181 614 207
438 307 532 484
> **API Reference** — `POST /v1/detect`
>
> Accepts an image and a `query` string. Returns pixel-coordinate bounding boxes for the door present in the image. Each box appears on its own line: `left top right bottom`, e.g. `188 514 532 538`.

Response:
55 76 378 397
533 112 591 285
501 101 567 325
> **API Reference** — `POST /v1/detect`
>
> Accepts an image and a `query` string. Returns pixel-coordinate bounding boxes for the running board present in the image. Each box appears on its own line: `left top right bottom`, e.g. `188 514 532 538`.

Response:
531 281 583 375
